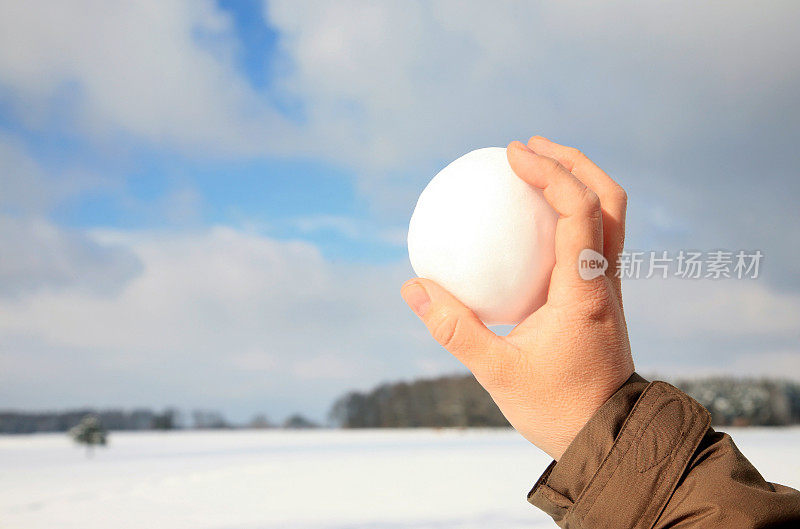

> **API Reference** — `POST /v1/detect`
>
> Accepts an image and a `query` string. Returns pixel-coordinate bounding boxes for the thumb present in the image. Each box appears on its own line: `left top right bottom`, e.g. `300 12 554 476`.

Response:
401 278 502 369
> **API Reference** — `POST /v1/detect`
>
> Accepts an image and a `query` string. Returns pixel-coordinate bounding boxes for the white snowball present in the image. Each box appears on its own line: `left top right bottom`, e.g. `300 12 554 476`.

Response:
408 147 557 325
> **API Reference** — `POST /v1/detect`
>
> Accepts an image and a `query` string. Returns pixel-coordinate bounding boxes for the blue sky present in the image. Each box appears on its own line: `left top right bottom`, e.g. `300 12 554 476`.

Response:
1 1 799 422
3 0 403 262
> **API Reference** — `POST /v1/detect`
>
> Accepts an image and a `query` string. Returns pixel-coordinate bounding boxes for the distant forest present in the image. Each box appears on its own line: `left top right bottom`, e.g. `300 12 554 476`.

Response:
330 375 508 428
0 408 318 434
329 374 800 428
4 374 800 434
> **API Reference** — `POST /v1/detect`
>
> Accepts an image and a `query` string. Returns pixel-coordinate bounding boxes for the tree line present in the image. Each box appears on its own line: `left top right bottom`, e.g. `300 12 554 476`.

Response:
0 408 318 434
5 374 799 433
329 375 509 428
329 374 800 428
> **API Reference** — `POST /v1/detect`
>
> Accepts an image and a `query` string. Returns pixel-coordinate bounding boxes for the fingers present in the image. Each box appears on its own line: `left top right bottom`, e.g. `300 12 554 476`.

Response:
401 278 507 371
507 141 603 286
527 136 627 272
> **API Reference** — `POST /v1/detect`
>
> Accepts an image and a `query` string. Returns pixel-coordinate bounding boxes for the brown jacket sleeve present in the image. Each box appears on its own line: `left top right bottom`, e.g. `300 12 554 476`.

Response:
528 373 800 528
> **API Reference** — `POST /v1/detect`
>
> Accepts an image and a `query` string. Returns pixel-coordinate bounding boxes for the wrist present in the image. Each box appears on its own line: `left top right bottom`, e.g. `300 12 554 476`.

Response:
543 368 636 460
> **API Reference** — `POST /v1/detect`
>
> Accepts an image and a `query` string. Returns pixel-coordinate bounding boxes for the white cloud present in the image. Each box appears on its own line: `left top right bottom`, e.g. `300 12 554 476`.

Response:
0 133 108 214
266 0 800 168
729 351 800 379
1 222 799 421
0 1 298 154
4 1 798 171
0 225 446 419
0 135 141 297
0 134 52 213
637 350 800 382
623 277 800 381
292 215 363 239
623 277 800 340
1 1 799 417
0 216 142 298
264 0 800 276
3 2 799 239
289 214 406 246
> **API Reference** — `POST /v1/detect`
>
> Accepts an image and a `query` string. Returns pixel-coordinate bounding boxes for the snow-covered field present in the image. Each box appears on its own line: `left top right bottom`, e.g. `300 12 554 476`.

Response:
1 428 799 529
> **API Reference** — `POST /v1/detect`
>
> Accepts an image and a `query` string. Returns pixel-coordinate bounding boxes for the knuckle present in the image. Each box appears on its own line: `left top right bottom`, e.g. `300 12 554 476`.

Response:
576 281 616 320
578 186 602 217
569 147 586 161
611 185 628 206
541 156 563 174
431 312 465 351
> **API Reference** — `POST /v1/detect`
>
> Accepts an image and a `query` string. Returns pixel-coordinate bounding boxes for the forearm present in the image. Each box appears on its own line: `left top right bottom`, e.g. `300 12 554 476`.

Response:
528 374 800 528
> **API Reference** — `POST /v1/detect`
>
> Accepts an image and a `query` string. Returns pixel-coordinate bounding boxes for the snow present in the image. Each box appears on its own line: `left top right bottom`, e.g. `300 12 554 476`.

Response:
1 428 799 529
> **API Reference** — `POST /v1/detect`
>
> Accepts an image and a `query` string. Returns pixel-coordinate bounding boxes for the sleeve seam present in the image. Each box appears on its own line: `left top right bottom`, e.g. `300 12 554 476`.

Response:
569 381 667 515
566 382 710 528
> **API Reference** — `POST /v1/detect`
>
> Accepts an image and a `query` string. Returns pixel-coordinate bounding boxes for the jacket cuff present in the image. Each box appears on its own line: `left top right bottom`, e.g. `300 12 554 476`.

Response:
528 373 712 528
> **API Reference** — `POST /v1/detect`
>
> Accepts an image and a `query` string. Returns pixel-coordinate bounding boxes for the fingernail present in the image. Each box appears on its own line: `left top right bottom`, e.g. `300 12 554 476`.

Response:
401 281 431 318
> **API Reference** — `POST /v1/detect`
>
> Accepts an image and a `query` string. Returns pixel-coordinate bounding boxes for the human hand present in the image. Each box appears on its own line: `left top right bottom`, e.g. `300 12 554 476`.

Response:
401 137 634 459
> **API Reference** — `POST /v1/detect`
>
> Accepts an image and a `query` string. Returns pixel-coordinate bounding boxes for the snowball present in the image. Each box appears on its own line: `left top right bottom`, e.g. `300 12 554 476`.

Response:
408 147 557 325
